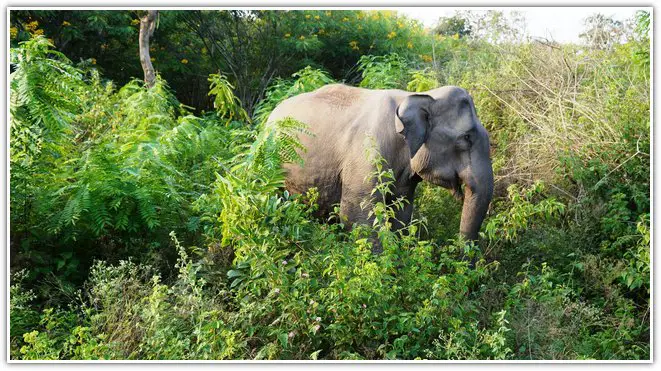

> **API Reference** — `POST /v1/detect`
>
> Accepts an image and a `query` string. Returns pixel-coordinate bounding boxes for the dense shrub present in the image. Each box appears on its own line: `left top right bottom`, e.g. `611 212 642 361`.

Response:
10 36 248 291
11 116 508 360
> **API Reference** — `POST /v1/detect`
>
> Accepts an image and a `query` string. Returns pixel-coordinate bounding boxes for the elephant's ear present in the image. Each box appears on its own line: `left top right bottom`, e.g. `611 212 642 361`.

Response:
395 94 434 158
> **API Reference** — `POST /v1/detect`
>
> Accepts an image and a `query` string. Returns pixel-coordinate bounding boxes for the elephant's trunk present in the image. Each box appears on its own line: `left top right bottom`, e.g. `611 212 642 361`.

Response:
458 158 494 241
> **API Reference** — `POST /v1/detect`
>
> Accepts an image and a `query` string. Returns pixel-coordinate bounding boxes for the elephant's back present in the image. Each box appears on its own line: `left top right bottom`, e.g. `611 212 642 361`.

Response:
267 84 409 169
266 84 371 160
267 84 364 125
308 84 364 108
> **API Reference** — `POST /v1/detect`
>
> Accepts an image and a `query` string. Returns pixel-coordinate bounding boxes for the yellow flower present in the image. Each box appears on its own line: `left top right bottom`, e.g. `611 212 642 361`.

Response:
325 11 331 16
62 21 71 26
348 40 359 50
27 21 39 31
387 31 396 39
33 29 44 36
421 54 432 62
407 42 413 49
201 47 207 55
357 25 363 31
10 27 17 38
101 43 108 50
131 19 140 25
452 33 459 40
181 58 189 64
305 14 311 19
318 29 325 35
299 35 305 40
150 57 155 62
397 22 404 29
284 33 291 38
91 58 97 64
314 15 320 20
342 17 349 22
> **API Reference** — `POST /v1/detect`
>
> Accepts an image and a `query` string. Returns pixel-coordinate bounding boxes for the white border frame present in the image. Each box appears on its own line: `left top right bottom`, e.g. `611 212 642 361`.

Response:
3 2 655 366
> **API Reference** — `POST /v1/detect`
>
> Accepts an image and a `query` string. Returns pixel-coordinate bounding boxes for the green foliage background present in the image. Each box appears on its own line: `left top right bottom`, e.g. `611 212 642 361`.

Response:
9 10 650 360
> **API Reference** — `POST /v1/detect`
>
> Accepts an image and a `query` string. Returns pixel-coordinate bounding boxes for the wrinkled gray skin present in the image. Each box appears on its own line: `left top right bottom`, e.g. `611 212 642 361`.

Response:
268 84 494 246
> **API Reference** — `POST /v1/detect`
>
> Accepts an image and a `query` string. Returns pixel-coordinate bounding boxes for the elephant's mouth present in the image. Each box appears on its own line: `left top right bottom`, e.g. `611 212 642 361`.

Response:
432 173 464 202
450 176 464 202
451 181 464 201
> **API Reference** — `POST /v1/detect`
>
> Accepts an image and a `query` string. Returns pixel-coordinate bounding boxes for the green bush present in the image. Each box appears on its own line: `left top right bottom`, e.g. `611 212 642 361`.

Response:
9 36 248 293
11 107 508 360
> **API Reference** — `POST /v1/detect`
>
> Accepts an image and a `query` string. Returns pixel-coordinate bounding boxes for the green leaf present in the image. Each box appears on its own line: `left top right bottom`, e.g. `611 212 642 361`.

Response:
229 277 244 289
227 270 243 279
309 349 322 360
277 332 289 348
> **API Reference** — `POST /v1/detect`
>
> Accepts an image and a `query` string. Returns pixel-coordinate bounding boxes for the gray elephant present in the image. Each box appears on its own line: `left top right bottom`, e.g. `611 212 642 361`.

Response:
267 84 493 245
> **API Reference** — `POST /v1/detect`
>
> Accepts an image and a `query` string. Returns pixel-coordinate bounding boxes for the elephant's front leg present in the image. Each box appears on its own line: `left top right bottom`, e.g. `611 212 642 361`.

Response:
391 185 417 232
339 182 373 227
339 181 385 253
392 198 414 232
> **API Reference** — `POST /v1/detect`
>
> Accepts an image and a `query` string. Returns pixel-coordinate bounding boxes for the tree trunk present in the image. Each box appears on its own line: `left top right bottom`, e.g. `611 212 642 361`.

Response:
139 10 158 88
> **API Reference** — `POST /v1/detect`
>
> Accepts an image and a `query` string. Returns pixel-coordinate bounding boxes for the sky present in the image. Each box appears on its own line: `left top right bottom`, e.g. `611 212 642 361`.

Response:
398 7 645 43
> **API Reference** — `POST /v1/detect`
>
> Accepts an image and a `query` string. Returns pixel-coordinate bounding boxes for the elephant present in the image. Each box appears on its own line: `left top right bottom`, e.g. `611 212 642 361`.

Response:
267 84 494 247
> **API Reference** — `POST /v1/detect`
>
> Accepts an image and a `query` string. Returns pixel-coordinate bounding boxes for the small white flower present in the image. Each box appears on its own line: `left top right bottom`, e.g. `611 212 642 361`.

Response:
282 260 288 265
315 317 321 322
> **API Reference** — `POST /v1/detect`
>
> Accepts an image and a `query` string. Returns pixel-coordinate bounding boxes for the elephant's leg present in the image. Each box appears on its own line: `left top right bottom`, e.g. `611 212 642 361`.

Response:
338 184 373 227
284 162 342 220
391 187 417 232
392 199 414 232
339 181 388 253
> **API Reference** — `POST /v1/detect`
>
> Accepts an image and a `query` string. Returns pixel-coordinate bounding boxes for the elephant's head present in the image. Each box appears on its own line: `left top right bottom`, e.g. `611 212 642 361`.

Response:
395 86 494 241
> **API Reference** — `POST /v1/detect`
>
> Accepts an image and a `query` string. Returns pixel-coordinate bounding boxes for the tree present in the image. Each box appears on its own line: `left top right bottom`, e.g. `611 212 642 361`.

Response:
580 13 624 50
139 10 158 88
434 14 471 38
458 10 526 44
10 11 141 82
10 10 431 114
175 10 287 116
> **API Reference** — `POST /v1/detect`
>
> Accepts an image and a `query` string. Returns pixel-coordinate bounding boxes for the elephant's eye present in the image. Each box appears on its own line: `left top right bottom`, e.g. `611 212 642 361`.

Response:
461 134 473 147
